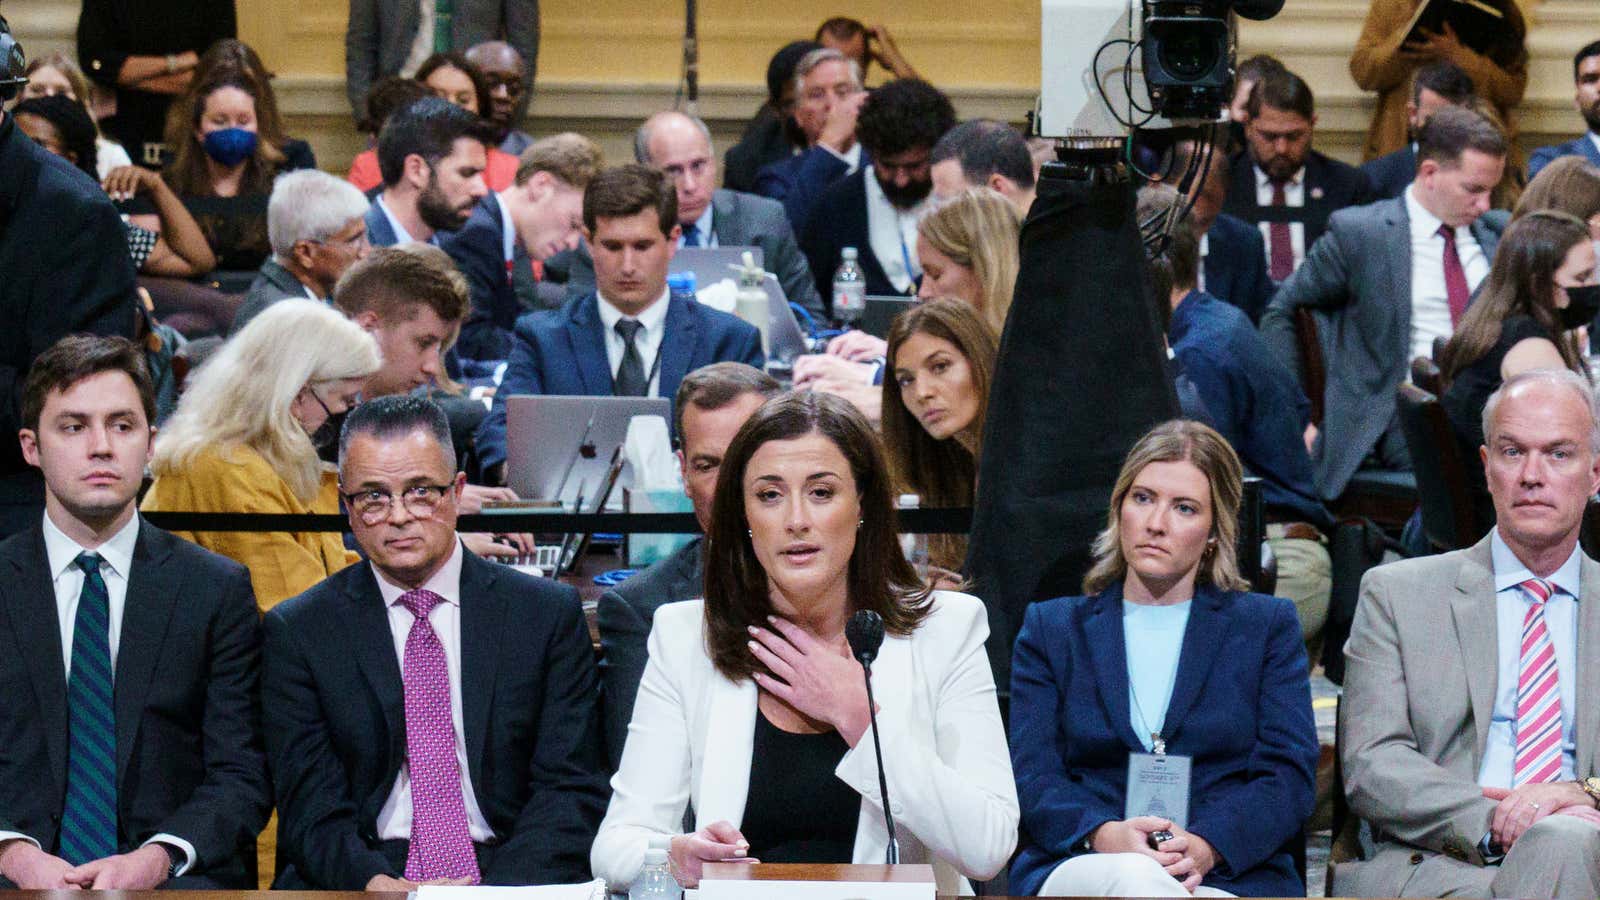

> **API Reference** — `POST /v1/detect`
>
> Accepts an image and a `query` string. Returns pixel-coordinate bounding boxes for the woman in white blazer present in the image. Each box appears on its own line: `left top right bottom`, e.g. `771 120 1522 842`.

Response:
591 392 1018 895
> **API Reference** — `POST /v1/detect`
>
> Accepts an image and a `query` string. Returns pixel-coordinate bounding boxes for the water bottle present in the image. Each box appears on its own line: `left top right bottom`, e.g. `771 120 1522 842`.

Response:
832 247 866 326
667 271 698 305
729 251 771 355
629 847 680 900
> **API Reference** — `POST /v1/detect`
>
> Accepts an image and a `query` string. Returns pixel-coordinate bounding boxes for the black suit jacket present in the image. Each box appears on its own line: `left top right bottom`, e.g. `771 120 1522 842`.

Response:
595 537 702 770
441 194 528 361
799 167 907 310
0 520 268 886
1222 149 1377 267
1360 144 1416 200
262 548 608 889
1203 212 1275 324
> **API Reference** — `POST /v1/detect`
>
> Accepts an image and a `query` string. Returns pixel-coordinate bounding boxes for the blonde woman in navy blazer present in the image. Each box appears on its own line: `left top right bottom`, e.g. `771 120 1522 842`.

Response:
1009 420 1318 897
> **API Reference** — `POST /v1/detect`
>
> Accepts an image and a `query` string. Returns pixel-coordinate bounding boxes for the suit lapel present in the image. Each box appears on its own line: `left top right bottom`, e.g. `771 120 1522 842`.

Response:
3 528 69 797
344 567 406 764
695 670 757 828
657 297 697 402
1583 138 1600 169
567 296 613 394
1451 539 1498 767
1380 198 1412 363
114 524 180 789
1576 554 1600 776
1083 586 1143 751
1161 586 1228 742
709 190 740 245
458 551 501 790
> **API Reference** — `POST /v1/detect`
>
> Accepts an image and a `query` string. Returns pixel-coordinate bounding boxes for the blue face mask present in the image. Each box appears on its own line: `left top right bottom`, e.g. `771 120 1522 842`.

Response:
202 127 258 166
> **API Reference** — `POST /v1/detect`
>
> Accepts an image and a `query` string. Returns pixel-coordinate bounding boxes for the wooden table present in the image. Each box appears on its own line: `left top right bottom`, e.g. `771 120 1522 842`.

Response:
0 892 1312 899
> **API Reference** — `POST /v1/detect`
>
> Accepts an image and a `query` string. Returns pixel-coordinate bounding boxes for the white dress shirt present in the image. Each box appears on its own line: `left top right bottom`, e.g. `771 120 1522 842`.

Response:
1589 132 1600 159
1478 530 1580 788
0 513 196 873
399 0 436 77
864 166 927 294
1405 185 1490 362
596 289 670 398
1253 163 1306 274
1197 232 1210 292
376 195 434 246
678 205 718 249
374 540 495 842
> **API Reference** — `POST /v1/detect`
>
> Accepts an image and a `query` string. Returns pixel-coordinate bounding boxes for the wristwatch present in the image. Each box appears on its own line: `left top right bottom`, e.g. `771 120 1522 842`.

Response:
1581 776 1600 806
154 842 182 880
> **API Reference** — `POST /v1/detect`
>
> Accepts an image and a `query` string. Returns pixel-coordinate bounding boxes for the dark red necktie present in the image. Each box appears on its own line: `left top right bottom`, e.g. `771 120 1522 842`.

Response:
1437 224 1469 326
1269 181 1294 282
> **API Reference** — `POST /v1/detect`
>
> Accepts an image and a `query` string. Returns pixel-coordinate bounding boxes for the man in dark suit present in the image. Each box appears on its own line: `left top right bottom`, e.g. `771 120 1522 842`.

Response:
597 362 779 767
475 165 765 481
264 395 607 889
365 98 493 249
800 78 956 308
1528 41 1600 180
0 335 268 889
0 41 138 537
754 47 869 235
233 169 373 335
723 40 818 194
441 133 604 360
1262 106 1509 504
563 111 825 320
1361 62 1477 200
929 118 1037 216
344 0 539 127
1223 67 1376 284
1167 138 1276 323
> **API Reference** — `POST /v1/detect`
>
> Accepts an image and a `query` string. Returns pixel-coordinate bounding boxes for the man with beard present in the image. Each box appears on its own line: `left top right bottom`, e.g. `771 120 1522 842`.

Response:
365 97 493 248
463 41 536 156
799 78 956 306
1528 41 1600 180
1223 67 1376 284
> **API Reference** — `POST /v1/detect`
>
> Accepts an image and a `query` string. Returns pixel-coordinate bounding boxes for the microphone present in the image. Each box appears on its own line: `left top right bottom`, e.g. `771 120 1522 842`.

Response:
846 609 897 864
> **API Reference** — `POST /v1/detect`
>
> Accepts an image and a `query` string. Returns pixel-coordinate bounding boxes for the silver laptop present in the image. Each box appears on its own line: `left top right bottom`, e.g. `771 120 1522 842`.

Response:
504 395 671 506
671 246 764 288
762 272 811 363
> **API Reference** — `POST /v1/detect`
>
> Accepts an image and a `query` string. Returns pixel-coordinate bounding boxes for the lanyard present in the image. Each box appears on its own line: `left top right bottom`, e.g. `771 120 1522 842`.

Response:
1128 660 1180 757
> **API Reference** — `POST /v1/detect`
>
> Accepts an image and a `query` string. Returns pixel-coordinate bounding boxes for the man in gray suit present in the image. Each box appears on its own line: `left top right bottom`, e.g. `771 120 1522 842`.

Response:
1338 369 1600 898
233 170 373 335
345 0 539 126
564 111 827 321
1262 106 1509 502
596 363 780 768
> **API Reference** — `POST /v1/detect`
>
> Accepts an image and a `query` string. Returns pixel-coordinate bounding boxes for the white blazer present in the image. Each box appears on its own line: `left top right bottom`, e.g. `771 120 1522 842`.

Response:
590 591 1019 895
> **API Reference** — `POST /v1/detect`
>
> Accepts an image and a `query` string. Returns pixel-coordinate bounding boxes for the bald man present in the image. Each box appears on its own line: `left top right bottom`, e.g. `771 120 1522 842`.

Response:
465 41 537 155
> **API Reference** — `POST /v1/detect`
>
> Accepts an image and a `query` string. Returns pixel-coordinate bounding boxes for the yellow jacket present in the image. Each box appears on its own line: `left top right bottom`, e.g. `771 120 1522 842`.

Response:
142 444 359 612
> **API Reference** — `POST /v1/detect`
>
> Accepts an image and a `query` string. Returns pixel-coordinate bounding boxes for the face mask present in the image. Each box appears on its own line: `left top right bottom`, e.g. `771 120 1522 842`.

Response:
202 127 258 166
1558 283 1600 331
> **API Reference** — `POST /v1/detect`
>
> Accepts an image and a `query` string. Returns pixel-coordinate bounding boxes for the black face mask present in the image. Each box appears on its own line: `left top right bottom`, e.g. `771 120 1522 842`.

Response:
1559 283 1600 330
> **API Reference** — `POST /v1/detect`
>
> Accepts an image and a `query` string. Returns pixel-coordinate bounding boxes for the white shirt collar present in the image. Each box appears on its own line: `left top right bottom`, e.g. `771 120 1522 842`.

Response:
1490 528 1583 600
1254 162 1304 190
1588 132 1600 157
376 194 425 246
43 509 140 583
372 538 465 609
1404 183 1450 241
596 286 671 334
819 142 863 174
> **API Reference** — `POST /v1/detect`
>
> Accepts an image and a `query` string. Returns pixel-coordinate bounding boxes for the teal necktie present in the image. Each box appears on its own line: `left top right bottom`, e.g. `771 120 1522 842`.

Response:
59 553 117 865
434 0 454 53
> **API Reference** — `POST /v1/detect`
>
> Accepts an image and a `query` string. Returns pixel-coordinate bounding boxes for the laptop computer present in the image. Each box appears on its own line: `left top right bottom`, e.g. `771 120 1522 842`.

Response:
503 395 672 506
861 295 917 338
671 246 764 289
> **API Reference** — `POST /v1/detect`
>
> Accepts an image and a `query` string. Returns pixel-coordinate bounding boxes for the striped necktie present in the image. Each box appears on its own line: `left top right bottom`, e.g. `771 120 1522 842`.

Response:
1514 577 1564 787
59 552 118 864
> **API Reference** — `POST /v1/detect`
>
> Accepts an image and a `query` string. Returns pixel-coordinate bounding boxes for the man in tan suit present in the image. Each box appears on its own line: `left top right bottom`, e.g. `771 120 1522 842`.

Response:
1338 369 1600 898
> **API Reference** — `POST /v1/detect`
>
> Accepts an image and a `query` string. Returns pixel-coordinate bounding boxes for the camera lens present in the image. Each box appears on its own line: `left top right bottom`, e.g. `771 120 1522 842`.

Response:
1159 29 1219 80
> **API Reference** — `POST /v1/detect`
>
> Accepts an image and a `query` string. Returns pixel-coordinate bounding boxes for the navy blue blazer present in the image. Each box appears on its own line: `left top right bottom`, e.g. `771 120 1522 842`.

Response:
798 167 906 310
1008 583 1318 898
1203 213 1274 324
363 200 400 248
1360 144 1416 200
755 144 869 235
1528 133 1600 180
441 193 523 361
475 293 765 472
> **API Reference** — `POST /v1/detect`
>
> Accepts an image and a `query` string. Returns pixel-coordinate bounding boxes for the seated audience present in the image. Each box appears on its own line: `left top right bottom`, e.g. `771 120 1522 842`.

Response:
347 77 434 193
464 41 536 155
1165 138 1274 323
475 165 764 480
193 39 317 171
0 335 270 890
415 53 520 191
1438 212 1596 535
564 111 825 319
22 50 133 178
929 119 1037 216
881 298 997 574
263 395 608 889
597 362 782 768
591 391 1018 893
1361 62 1477 199
723 40 820 194
233 169 372 333
815 16 919 81
1262 106 1509 503
1224 67 1377 283
801 78 956 305
1010 418 1318 897
1338 369 1600 899
141 300 378 611
366 96 494 247
1528 41 1600 179
443 133 604 360
755 47 868 234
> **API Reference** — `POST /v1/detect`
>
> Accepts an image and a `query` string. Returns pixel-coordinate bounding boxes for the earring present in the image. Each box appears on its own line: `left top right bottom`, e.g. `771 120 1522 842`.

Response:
857 518 864 530
747 529 753 538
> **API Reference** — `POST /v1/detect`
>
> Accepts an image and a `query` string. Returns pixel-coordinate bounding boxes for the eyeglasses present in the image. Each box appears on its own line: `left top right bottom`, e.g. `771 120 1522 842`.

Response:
341 484 454 524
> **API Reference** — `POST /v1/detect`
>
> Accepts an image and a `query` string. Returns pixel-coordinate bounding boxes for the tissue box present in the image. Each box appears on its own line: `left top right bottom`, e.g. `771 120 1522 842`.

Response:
626 489 696 567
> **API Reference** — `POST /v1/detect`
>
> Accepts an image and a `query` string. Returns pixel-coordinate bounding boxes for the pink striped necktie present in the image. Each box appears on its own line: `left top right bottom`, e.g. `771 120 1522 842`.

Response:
1513 578 1564 788
400 588 482 884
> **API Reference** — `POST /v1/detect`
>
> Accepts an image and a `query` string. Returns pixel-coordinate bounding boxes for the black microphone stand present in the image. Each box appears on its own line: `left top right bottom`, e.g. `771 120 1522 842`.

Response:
859 657 898 864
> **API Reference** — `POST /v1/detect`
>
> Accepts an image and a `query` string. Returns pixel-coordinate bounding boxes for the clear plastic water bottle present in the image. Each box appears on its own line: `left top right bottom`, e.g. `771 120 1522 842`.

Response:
897 493 930 579
832 247 866 326
629 847 680 900
667 271 698 305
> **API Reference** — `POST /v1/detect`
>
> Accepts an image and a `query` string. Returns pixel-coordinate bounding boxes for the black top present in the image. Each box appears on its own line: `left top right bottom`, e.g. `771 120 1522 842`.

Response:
741 708 859 864
1441 314 1554 533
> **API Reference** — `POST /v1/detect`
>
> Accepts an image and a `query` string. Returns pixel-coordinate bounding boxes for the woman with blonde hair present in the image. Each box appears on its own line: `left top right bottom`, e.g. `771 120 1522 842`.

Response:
21 51 134 179
915 187 1022 333
1009 419 1317 898
143 299 381 611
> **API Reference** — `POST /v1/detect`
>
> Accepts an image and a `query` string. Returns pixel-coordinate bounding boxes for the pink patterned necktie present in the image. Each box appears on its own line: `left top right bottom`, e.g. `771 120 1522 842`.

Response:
1514 578 1564 788
399 588 482 884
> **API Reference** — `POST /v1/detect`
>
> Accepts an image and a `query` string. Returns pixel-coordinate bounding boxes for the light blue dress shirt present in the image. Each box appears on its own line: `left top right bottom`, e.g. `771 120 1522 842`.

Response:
1123 599 1193 752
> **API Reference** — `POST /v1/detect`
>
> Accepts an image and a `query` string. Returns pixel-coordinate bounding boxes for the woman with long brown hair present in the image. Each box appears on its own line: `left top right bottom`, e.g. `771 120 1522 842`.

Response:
591 392 1017 895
